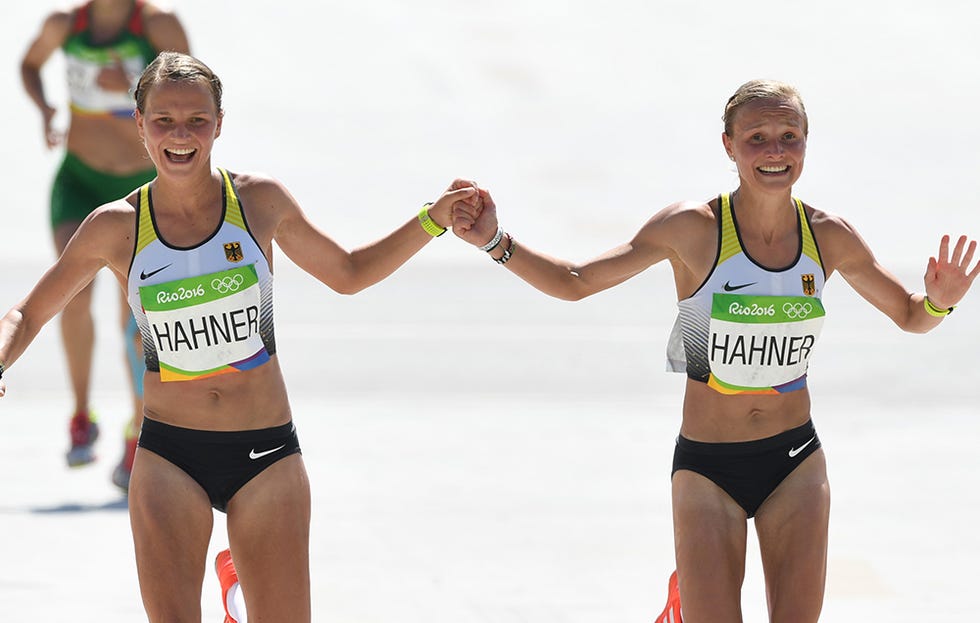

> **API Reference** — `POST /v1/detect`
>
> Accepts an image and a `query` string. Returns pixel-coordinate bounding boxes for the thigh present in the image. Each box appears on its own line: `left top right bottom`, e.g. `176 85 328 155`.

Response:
672 469 749 623
754 448 830 623
129 448 215 622
226 453 312 623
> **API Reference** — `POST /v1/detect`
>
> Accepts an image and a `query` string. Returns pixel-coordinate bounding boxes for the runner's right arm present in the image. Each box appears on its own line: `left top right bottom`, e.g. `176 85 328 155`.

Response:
20 11 72 148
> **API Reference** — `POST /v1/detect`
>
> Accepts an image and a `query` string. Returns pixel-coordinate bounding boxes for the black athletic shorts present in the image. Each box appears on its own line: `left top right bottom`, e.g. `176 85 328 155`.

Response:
671 419 821 518
138 417 302 512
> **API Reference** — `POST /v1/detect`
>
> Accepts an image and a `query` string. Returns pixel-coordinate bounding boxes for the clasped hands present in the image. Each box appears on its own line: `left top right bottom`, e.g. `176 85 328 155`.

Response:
430 179 501 250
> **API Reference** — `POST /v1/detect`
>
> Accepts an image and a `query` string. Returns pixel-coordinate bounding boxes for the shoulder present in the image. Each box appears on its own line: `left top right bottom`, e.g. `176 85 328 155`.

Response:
228 170 295 204
803 203 872 273
140 1 176 18
226 171 302 237
224 170 306 246
141 2 179 24
35 10 74 43
68 199 137 257
625 199 718 275
44 8 74 28
88 197 137 231
638 198 717 240
805 203 862 241
660 198 717 223
141 2 189 52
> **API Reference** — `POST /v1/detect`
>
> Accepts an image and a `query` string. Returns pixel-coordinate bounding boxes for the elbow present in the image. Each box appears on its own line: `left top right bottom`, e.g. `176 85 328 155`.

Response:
329 275 369 296
557 290 588 302
20 60 39 82
330 281 364 296
322 260 368 296
895 313 933 335
555 270 593 301
902 322 933 335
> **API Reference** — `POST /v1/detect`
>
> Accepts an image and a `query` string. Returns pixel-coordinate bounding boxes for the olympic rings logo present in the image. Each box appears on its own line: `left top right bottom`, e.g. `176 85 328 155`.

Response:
212 274 245 294
782 302 813 319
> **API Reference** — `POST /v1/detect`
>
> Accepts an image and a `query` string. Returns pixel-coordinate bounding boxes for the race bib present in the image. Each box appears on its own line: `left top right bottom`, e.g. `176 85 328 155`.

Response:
65 42 145 114
708 293 825 392
139 265 270 382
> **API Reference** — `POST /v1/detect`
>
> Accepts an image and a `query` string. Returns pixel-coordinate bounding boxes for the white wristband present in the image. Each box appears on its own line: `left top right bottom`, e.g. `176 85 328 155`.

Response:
479 226 504 252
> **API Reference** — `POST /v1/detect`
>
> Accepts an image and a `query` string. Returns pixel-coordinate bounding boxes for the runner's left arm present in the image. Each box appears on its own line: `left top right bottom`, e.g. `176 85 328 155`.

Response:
818 213 978 332
269 178 478 294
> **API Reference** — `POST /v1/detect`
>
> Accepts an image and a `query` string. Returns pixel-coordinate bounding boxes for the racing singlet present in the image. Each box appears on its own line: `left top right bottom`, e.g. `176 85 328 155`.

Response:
62 0 156 118
665 193 826 395
127 169 276 382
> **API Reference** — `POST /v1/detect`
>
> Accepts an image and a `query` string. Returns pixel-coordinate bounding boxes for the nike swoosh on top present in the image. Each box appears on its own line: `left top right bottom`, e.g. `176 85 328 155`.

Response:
139 264 173 280
723 281 757 292
249 444 286 460
788 436 816 458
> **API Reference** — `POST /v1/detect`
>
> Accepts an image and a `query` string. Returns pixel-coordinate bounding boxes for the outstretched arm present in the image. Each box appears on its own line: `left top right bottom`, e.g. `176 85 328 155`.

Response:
0 207 127 397
821 213 979 332
452 188 679 301
272 178 478 294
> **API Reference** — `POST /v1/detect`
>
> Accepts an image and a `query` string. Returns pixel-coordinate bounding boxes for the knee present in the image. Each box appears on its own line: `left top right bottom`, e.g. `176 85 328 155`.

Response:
768 592 823 623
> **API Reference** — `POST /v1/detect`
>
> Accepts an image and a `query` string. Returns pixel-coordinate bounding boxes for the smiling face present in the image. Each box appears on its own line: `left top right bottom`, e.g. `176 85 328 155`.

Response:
135 78 223 175
722 96 807 192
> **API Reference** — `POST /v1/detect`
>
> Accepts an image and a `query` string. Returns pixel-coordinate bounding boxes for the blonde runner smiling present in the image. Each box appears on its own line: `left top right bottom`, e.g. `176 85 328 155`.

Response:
451 79 979 623
0 52 479 622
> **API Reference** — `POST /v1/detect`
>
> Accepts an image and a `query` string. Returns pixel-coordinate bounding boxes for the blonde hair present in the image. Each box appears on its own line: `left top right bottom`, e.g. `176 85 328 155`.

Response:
134 52 223 114
723 79 808 136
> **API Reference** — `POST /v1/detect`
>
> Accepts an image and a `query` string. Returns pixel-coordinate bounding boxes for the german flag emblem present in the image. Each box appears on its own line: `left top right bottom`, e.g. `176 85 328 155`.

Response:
801 273 816 296
224 242 244 262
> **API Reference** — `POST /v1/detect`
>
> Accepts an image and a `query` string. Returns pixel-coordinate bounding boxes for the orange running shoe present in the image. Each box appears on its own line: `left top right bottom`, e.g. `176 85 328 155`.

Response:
215 549 239 623
655 570 683 623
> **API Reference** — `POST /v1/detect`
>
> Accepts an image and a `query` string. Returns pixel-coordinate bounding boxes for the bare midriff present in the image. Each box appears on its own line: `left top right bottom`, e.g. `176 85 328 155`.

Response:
679 378 812 443
142 356 293 432
67 113 151 174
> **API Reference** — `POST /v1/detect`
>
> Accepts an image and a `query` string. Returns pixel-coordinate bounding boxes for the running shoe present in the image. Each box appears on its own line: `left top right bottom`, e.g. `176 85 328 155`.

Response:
111 431 138 493
656 570 683 623
215 548 240 623
66 410 99 467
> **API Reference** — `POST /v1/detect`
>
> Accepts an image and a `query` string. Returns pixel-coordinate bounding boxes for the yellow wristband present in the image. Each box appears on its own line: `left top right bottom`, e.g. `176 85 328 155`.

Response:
924 297 954 318
418 203 446 237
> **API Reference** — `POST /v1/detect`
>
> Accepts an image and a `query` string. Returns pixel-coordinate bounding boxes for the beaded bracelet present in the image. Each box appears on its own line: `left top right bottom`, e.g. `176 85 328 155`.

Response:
0 361 5 380
495 236 516 265
417 203 447 237
923 296 954 318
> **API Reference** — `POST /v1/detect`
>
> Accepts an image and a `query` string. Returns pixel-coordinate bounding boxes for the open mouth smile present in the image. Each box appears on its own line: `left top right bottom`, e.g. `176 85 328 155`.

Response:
165 147 196 163
757 165 790 175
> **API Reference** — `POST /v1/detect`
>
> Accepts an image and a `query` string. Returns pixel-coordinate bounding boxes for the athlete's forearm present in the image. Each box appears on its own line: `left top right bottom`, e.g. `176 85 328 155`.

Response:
343 216 434 294
0 307 40 376
900 293 947 334
20 65 52 115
